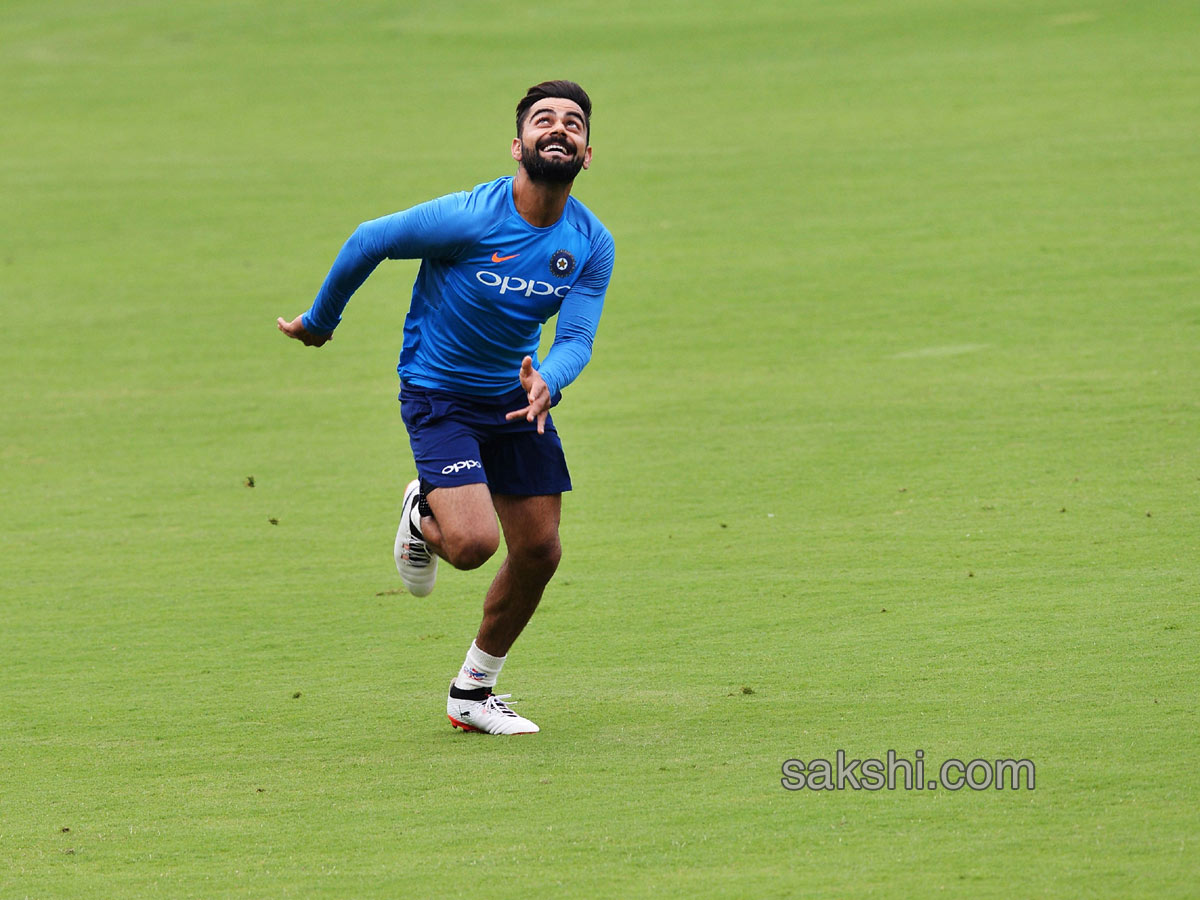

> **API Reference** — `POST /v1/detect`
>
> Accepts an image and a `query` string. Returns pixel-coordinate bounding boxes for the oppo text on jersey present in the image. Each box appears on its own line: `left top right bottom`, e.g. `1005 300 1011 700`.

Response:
475 270 572 298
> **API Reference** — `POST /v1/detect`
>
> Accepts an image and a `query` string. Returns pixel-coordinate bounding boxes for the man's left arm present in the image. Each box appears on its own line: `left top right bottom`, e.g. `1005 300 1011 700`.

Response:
507 232 614 432
537 233 615 396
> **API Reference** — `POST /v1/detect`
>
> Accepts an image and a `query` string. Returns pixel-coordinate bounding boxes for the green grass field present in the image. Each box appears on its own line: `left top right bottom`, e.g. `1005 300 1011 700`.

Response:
3 0 1198 896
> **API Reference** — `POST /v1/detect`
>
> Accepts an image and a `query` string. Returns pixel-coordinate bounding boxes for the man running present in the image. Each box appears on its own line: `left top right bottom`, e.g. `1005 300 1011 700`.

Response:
277 80 614 735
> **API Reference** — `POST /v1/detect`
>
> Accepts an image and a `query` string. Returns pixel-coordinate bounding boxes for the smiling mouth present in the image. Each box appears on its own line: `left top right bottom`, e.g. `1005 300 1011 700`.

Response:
538 138 572 157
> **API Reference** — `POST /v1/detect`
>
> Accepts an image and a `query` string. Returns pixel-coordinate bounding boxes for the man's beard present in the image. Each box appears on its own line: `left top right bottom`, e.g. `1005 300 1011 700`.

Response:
521 141 585 185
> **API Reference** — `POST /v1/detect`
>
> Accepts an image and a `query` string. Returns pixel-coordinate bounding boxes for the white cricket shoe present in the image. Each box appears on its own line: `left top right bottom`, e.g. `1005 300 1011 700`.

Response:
447 683 540 735
394 479 437 597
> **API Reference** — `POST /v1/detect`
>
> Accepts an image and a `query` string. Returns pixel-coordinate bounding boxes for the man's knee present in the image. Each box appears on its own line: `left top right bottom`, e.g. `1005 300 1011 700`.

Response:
512 533 562 574
423 482 499 570
442 530 500 570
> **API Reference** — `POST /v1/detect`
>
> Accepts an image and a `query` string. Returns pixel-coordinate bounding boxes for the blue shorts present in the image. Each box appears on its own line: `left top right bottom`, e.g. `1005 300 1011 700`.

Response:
399 384 572 495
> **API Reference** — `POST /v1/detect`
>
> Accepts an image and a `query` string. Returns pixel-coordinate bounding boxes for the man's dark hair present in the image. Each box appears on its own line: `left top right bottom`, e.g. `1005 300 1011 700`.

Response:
516 80 592 140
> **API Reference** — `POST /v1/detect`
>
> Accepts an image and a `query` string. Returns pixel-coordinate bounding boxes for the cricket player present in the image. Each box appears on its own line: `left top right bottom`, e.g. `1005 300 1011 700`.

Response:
277 81 614 735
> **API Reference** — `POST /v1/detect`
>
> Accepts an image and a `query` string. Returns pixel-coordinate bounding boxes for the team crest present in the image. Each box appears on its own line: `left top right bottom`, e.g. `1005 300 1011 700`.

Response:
549 249 576 278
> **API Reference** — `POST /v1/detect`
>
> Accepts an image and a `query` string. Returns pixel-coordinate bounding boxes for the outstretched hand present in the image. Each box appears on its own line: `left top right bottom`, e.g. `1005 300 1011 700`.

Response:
505 356 550 434
276 314 331 347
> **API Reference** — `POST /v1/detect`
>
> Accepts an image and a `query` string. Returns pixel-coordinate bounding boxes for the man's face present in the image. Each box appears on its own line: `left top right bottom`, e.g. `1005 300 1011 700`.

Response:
512 98 592 185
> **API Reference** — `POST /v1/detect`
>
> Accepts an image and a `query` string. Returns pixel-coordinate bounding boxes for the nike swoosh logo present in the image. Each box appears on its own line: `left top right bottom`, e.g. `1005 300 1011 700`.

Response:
491 251 519 262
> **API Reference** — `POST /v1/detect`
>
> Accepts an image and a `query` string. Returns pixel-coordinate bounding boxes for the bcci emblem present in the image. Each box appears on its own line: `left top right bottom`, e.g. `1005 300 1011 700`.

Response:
549 249 576 278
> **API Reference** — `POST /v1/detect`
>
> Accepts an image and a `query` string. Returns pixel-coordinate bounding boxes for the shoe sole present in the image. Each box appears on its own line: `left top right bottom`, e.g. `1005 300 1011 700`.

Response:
447 714 537 735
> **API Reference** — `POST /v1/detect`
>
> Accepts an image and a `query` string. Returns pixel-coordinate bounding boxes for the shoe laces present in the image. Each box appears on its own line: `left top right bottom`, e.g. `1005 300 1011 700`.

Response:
483 693 520 718
402 500 432 567
402 538 431 567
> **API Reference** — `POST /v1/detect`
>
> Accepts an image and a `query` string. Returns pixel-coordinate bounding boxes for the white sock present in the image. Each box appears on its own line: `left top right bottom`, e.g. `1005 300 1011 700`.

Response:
454 640 505 691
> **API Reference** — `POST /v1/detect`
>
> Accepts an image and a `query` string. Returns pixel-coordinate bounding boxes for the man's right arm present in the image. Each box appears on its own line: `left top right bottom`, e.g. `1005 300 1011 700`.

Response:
285 192 476 339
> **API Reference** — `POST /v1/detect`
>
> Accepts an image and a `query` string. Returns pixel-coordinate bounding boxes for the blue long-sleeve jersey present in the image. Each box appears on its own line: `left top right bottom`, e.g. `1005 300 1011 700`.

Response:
302 176 614 398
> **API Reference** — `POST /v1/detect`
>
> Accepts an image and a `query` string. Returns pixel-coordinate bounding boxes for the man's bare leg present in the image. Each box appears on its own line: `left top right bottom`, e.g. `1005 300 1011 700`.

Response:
445 493 561 735
395 480 500 597
421 483 499 570
475 493 562 656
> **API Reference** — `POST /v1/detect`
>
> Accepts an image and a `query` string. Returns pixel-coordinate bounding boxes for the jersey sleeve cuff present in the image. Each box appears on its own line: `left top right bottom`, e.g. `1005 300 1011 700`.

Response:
537 367 560 398
301 311 336 336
